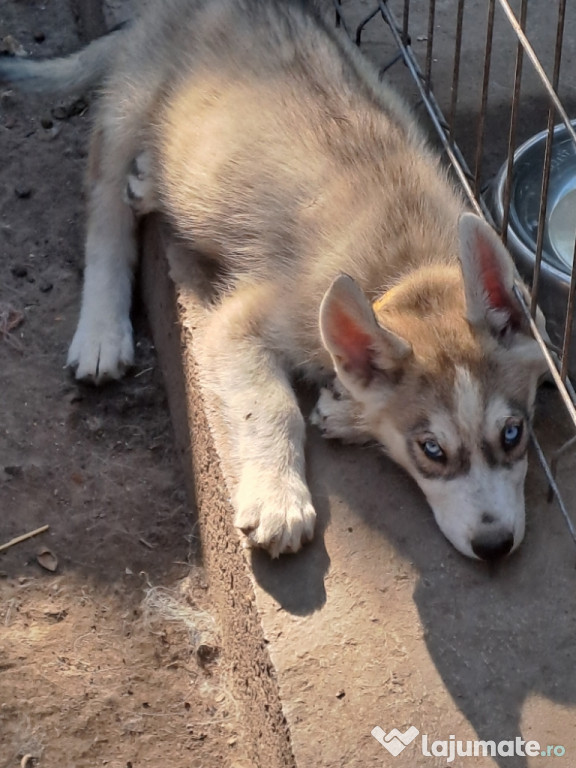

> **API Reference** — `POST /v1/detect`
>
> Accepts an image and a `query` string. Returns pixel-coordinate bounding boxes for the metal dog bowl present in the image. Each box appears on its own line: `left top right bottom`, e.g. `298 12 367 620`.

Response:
489 121 576 359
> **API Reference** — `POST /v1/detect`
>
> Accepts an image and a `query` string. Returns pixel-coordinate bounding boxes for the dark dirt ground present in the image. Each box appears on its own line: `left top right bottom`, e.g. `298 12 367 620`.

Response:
3 1 576 767
0 3 249 767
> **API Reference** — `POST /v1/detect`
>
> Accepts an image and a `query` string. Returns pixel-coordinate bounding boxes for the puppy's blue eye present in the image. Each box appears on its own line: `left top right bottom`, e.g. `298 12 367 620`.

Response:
421 439 445 462
501 422 523 450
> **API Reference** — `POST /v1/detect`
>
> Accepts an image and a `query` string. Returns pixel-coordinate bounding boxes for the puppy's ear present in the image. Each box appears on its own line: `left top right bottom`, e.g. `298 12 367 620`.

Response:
320 275 411 391
459 213 528 340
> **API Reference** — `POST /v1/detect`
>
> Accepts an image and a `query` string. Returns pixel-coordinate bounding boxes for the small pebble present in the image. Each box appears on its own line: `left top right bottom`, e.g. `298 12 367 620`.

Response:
197 643 219 664
14 186 32 199
51 98 87 121
39 280 53 293
11 264 28 278
40 116 53 130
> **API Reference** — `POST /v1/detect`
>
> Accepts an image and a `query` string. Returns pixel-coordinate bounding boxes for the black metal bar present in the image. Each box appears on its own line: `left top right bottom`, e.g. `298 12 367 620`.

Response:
402 0 410 46
334 0 342 27
424 0 436 94
500 0 527 248
448 0 465 143
379 51 404 77
473 0 495 198
355 6 380 46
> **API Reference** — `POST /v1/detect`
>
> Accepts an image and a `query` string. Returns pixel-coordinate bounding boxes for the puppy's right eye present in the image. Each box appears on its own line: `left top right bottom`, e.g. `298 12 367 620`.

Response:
420 439 446 462
501 421 523 451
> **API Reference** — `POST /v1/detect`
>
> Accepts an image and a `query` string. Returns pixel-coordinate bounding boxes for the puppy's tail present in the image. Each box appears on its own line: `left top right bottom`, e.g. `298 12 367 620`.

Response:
0 24 127 95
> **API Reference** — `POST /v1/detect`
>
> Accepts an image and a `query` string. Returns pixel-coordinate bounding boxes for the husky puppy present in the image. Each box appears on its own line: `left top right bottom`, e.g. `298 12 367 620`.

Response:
0 0 546 560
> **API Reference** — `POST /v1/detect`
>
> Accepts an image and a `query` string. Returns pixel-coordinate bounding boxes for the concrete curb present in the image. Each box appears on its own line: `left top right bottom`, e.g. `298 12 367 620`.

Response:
141 219 296 768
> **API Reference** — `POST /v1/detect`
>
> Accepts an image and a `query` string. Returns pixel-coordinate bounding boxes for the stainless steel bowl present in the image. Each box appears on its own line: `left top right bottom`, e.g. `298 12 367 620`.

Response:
489 122 576 352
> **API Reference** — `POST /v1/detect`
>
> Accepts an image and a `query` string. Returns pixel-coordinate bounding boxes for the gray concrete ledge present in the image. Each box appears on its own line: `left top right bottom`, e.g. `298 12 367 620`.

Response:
141 219 295 768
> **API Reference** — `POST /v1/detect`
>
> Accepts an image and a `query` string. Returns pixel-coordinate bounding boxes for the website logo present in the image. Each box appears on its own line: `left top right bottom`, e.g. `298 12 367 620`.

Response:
371 726 420 756
371 726 566 762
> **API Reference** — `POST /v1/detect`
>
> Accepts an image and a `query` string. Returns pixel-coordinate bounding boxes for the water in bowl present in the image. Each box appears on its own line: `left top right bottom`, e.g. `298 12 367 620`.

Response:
548 187 576 271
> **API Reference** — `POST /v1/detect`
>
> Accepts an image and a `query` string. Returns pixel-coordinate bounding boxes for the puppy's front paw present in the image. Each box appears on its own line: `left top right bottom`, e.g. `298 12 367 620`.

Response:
235 471 316 558
310 386 365 443
67 317 134 384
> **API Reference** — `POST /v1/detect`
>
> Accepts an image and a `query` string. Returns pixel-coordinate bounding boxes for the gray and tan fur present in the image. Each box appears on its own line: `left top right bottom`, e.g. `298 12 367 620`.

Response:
0 0 546 560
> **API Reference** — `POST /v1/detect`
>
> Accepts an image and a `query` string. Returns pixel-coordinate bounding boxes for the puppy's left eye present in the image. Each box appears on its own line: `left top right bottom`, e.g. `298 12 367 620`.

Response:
420 439 446 462
501 421 523 451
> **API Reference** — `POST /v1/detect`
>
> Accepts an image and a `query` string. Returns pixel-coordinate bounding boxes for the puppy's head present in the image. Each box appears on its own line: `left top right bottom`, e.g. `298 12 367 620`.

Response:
319 213 547 561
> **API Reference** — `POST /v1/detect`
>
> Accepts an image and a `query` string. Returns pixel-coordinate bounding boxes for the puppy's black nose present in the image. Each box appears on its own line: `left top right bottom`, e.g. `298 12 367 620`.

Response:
471 531 514 561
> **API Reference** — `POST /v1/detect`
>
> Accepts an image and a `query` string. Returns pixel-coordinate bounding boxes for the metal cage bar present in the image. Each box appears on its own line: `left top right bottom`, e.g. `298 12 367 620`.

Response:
447 0 465 145
500 0 527 249
473 0 496 199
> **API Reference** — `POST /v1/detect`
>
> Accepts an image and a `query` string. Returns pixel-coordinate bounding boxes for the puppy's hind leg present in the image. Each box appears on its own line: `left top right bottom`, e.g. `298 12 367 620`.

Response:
201 285 316 558
67 127 139 383
124 151 157 216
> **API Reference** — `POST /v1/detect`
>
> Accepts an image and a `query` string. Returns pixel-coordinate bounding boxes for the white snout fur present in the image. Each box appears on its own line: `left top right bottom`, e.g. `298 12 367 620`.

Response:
415 459 527 559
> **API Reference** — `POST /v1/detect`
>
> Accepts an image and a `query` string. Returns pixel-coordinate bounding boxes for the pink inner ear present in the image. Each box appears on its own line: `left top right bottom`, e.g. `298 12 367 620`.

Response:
329 305 373 374
475 232 511 313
